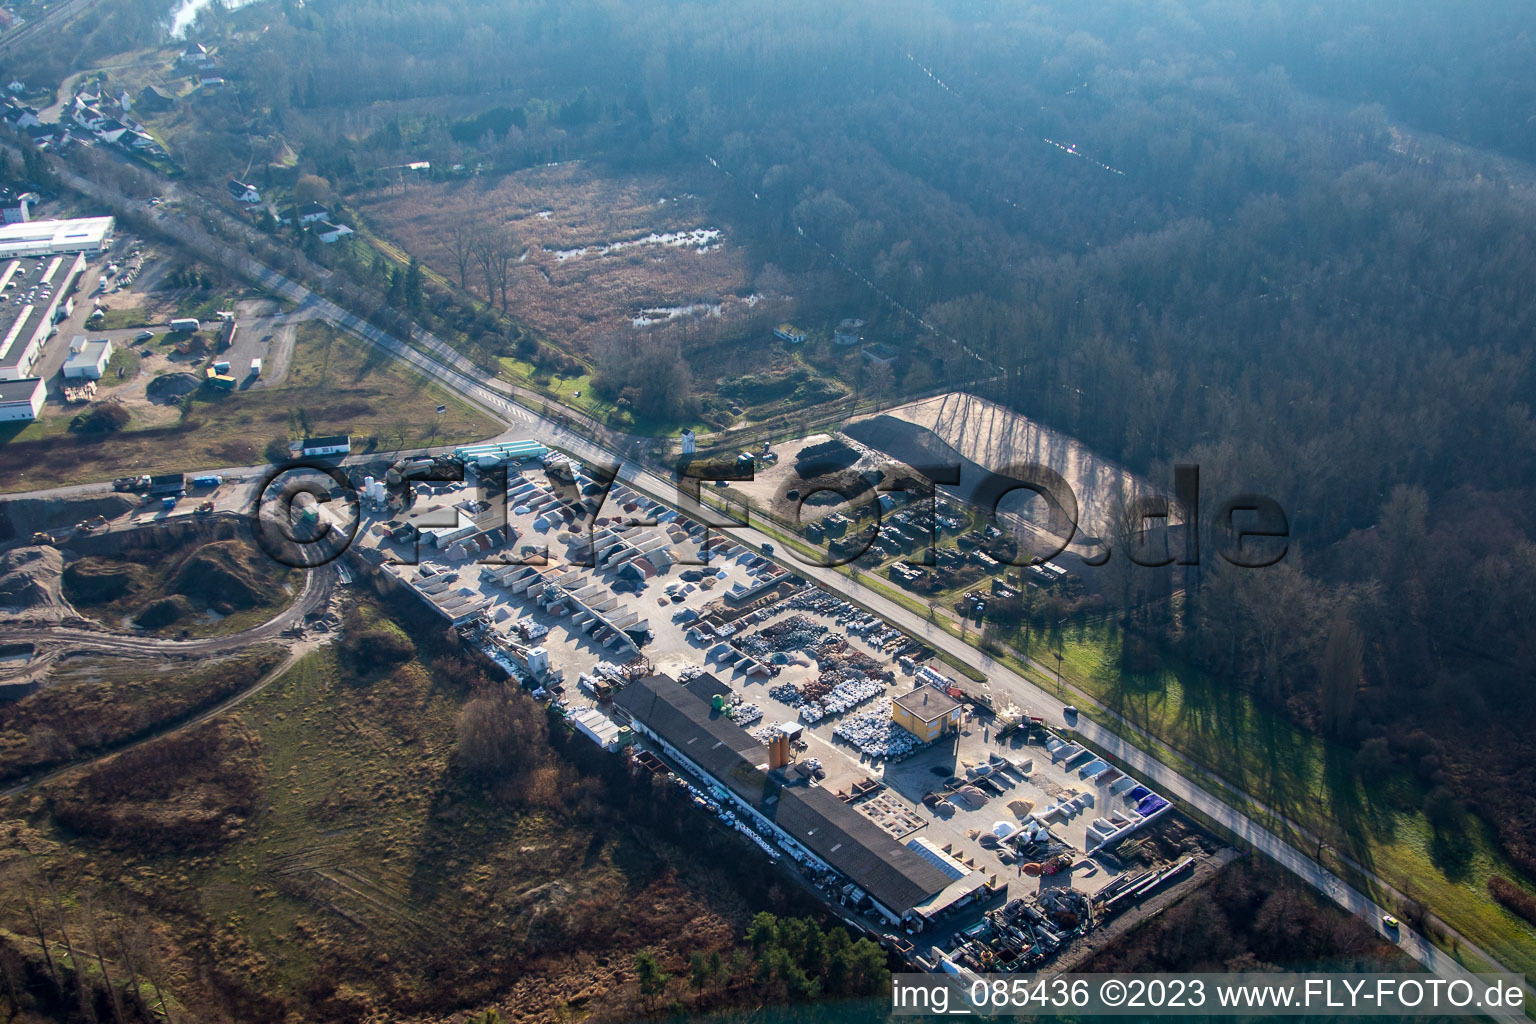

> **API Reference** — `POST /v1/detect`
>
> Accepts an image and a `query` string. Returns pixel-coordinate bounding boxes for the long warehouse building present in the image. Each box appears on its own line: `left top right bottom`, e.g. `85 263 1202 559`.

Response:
615 673 988 928
0 250 86 381
0 216 114 258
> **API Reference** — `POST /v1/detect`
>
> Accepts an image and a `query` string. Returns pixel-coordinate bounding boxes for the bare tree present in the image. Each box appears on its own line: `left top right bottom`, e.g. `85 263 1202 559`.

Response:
473 225 519 312
1319 611 1364 737
139 929 176 1024
81 896 124 1024
865 359 894 401
446 219 476 290
0 935 23 1021
9 863 59 999
109 911 145 1015
30 867 94 1024
456 689 541 781
471 227 497 306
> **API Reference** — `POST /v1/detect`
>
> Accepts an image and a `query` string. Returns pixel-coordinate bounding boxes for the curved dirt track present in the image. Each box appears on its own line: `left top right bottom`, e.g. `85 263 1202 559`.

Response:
0 566 336 800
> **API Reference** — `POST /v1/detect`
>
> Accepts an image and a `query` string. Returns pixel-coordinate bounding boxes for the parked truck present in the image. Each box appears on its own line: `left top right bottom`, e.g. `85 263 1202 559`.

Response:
147 473 185 496
191 475 223 488
249 357 262 377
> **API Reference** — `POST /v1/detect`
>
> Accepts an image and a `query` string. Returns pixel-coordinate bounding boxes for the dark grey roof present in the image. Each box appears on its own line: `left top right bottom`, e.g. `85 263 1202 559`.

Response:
616 673 955 915
301 434 350 448
767 785 955 915
615 674 770 808
0 377 42 403
893 684 961 723
682 670 732 704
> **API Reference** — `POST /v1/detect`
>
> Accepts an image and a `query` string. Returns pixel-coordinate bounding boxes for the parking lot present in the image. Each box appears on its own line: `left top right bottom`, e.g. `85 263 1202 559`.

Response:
362 456 1153 900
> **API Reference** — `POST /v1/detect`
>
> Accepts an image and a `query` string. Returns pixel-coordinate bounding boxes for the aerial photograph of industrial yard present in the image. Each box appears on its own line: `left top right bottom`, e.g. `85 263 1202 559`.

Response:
0 0 1533 1022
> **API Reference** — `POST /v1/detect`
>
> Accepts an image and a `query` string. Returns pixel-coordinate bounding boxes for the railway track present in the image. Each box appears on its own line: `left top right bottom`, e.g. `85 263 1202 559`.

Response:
0 0 100 58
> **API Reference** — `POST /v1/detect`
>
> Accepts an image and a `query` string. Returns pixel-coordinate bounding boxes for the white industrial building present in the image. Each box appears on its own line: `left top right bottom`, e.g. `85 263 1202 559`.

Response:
62 336 113 379
0 377 44 420
0 217 114 258
0 252 87 380
300 434 351 457
568 706 624 751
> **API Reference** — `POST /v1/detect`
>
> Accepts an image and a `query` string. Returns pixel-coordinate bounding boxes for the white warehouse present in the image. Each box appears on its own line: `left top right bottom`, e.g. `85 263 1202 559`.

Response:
62 337 113 379
0 217 114 259
0 377 44 421
0 252 87 380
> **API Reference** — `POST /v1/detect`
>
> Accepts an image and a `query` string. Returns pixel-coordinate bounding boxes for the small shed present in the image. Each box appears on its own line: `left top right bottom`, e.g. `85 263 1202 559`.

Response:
62 337 112 379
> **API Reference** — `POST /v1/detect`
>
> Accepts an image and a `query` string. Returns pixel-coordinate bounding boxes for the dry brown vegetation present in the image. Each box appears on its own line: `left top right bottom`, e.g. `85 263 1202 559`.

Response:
1488 875 1536 927
0 322 498 492
353 163 768 353
0 591 825 1024
48 718 264 851
0 647 285 786
63 538 296 635
1087 859 1410 973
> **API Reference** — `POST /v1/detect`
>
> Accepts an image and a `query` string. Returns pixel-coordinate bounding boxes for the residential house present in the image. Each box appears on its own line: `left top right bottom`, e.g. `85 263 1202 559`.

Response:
178 43 217 71
834 318 865 346
4 100 40 129
0 189 36 224
72 102 108 132
315 221 353 244
300 434 352 457
93 118 128 145
228 180 260 204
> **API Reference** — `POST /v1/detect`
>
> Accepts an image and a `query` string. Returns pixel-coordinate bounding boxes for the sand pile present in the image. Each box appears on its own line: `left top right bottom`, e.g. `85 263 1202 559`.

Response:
0 546 76 622
0 493 136 541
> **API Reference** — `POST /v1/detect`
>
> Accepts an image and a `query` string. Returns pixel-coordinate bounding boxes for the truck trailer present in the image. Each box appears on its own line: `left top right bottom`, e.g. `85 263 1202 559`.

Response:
147 473 185 496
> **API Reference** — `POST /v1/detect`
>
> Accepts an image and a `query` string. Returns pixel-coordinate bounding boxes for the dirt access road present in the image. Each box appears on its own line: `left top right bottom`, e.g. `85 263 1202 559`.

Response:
0 565 337 800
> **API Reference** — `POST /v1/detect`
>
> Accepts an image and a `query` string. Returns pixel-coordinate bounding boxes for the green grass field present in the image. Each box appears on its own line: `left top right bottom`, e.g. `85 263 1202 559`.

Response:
1045 623 1536 980
90 308 158 330
97 346 143 389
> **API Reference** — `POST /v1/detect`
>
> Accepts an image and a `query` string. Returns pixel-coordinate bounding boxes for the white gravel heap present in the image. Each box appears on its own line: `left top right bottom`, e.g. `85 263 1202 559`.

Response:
833 699 924 759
